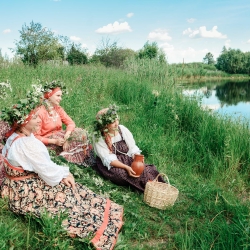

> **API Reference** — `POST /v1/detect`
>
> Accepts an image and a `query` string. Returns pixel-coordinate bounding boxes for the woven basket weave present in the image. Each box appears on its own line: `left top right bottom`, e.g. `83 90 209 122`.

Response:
144 173 179 210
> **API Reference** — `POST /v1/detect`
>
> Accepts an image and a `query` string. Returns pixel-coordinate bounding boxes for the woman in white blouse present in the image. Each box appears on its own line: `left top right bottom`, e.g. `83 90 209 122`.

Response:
93 105 164 193
0 96 123 250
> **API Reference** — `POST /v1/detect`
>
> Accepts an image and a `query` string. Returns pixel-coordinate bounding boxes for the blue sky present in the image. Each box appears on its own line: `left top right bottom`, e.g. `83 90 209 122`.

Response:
0 0 250 64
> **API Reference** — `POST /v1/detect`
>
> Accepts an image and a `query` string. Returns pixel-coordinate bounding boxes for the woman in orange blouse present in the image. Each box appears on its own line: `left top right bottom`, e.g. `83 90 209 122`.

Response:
34 81 95 167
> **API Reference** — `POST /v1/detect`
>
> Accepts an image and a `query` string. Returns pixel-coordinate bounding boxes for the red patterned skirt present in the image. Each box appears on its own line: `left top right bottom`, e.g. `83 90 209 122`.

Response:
1 158 123 250
46 128 96 167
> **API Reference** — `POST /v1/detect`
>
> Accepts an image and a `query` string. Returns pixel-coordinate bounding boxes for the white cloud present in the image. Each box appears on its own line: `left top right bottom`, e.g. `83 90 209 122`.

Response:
225 39 231 48
187 18 196 23
183 26 227 39
148 29 172 41
3 29 11 34
70 36 81 42
81 43 87 48
127 13 134 18
160 42 174 52
247 39 250 44
162 46 210 64
95 21 132 34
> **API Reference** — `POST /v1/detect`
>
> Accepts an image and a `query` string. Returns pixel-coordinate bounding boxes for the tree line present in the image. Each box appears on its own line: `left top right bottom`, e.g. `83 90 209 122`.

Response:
1 21 166 68
1 21 250 75
203 47 250 75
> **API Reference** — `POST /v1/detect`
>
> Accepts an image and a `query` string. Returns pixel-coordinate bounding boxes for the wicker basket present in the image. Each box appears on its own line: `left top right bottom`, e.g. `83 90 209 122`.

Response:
144 173 179 210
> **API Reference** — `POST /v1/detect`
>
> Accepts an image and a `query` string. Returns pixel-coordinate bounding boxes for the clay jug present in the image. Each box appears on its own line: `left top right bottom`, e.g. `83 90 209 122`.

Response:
131 154 145 176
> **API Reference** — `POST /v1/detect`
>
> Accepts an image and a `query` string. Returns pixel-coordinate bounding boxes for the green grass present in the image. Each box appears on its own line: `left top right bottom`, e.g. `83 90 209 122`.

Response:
0 63 249 250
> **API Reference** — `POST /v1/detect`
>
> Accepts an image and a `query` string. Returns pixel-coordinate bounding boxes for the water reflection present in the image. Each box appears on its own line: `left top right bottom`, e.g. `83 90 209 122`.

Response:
182 80 250 123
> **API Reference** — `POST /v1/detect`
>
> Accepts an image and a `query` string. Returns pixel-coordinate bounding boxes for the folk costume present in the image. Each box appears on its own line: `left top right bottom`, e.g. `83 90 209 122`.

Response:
93 105 164 193
34 82 95 167
0 93 123 250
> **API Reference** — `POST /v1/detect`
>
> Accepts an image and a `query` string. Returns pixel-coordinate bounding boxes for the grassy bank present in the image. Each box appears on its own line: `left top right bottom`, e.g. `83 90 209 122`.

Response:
0 63 249 250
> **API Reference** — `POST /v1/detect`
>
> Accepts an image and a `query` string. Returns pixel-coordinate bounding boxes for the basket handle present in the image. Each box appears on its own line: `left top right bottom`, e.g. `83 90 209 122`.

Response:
153 173 170 185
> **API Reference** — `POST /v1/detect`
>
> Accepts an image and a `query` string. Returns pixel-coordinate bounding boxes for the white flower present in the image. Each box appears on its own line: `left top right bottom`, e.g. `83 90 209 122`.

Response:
152 90 160 97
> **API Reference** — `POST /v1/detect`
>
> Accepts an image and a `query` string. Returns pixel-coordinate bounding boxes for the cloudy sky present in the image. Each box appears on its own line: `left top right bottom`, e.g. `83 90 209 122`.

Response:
0 0 250 64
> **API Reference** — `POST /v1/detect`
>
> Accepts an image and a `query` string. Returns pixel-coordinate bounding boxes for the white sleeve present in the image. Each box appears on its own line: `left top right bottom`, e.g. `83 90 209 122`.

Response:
119 125 141 157
8 134 69 187
93 135 118 170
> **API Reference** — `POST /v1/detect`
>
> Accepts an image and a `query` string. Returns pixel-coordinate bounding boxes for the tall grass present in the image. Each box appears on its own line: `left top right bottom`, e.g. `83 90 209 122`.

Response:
0 63 249 249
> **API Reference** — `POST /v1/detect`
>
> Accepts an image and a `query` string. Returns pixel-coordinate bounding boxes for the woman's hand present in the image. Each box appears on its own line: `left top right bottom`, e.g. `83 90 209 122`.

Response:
55 138 65 146
62 173 76 190
125 165 139 178
64 131 71 140
63 140 70 151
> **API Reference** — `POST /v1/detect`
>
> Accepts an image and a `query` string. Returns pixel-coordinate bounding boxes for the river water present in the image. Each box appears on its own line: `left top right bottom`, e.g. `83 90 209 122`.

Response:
182 80 250 125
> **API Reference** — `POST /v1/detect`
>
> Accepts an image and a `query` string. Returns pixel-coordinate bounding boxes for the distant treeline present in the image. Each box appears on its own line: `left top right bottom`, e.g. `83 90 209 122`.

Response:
0 21 250 78
216 46 250 74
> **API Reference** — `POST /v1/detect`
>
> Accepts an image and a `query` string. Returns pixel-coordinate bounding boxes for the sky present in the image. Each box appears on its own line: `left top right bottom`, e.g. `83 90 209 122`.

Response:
0 0 250 64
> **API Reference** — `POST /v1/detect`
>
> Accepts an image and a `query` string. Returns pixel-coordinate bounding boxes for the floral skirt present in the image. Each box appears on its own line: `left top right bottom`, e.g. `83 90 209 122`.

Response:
1 161 123 250
0 120 11 185
46 128 96 167
0 154 5 186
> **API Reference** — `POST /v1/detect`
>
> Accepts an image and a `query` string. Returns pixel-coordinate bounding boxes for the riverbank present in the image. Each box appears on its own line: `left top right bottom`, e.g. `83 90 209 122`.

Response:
0 63 249 249
176 75 250 84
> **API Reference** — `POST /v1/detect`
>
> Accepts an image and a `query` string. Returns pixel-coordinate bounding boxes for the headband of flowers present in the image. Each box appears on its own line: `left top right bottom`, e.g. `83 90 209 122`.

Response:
93 104 120 138
0 89 42 125
42 80 68 95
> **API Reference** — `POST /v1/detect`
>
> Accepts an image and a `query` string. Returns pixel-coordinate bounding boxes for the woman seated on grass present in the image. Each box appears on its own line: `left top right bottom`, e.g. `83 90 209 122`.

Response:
92 104 165 193
0 94 123 250
34 80 95 167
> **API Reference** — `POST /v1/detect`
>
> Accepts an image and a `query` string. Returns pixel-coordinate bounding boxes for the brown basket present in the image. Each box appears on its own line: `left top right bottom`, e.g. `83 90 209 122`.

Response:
144 173 179 210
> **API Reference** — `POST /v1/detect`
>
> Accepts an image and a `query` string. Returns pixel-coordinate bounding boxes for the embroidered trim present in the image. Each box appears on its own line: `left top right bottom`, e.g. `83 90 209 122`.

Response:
91 199 111 246
5 173 37 181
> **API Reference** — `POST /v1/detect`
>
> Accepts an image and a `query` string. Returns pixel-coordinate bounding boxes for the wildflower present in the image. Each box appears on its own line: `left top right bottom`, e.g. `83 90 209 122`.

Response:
0 81 12 99
152 90 160 97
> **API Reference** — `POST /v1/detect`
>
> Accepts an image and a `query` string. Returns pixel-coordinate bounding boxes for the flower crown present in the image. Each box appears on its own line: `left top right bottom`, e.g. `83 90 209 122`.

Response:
42 80 68 95
0 81 12 99
0 90 42 125
93 104 120 138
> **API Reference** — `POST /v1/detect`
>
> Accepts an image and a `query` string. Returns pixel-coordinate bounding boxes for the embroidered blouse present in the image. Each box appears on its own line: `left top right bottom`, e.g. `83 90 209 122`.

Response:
2 133 69 186
93 125 141 170
34 105 75 145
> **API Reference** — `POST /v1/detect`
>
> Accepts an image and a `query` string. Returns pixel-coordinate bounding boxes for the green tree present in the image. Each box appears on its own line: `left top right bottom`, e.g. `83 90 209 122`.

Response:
138 41 158 59
66 44 88 65
90 38 136 67
12 21 63 67
203 52 215 65
216 48 246 74
137 41 167 63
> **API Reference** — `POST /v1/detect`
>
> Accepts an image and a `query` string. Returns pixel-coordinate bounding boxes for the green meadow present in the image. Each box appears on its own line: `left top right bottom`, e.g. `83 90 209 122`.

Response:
0 60 249 250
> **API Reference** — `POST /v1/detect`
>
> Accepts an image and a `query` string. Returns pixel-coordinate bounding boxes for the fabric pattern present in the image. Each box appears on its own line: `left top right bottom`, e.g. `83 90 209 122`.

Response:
1 136 123 250
47 129 96 167
0 120 10 185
